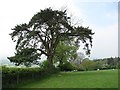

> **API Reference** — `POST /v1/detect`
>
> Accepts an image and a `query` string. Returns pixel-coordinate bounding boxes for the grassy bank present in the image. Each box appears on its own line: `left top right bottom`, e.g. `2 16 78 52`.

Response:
17 69 118 88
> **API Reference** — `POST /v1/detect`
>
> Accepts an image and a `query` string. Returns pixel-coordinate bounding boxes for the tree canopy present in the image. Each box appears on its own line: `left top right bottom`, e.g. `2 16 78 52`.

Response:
8 8 94 68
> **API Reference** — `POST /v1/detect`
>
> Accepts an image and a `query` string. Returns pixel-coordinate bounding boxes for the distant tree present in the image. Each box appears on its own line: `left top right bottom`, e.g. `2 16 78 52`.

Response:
93 57 119 69
94 60 103 70
77 52 85 61
107 57 117 68
79 58 96 71
118 57 120 69
8 8 94 69
71 52 85 67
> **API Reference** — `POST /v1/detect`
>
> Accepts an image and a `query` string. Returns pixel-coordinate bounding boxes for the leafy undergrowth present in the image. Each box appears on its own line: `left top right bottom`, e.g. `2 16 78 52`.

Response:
17 69 118 88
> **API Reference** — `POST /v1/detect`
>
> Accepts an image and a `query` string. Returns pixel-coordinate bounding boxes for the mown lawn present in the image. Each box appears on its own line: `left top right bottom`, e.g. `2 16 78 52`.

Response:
18 69 118 88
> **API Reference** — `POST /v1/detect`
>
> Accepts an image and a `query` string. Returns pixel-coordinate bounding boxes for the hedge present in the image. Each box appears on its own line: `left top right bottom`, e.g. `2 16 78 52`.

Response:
2 66 59 88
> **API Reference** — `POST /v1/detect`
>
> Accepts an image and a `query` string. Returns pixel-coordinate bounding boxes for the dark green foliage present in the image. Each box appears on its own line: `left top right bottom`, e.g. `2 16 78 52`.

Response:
2 66 58 88
7 48 40 67
9 7 94 67
58 62 75 71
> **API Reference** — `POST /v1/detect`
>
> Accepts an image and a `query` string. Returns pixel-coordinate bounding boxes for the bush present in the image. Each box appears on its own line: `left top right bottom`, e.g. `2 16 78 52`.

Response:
58 62 75 71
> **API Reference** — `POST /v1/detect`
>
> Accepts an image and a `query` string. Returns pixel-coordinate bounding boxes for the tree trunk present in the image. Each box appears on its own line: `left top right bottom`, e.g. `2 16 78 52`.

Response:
46 46 55 71
17 73 19 84
47 55 54 70
59 59 63 65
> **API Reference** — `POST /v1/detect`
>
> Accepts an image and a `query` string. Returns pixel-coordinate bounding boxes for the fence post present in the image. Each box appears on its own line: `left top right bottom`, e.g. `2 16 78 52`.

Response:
17 70 19 84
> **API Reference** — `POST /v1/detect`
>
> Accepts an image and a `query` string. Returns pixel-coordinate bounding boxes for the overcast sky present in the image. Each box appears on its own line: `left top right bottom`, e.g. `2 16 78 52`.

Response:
0 0 118 64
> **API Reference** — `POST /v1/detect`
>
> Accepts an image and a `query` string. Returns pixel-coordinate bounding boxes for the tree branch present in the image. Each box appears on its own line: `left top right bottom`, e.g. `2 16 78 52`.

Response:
37 49 48 56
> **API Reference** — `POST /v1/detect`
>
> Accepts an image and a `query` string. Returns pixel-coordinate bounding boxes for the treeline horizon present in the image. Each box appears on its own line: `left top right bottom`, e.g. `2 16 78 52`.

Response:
1 56 119 66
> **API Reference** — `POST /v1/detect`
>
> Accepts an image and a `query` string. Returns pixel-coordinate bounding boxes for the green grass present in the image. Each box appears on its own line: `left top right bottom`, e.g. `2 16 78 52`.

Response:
18 69 118 88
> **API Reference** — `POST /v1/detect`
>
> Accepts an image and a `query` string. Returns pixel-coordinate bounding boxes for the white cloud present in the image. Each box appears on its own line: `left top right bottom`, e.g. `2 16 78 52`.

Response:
90 24 118 59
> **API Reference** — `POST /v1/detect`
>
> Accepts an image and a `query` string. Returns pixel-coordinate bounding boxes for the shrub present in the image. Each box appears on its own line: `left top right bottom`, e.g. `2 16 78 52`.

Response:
58 62 75 71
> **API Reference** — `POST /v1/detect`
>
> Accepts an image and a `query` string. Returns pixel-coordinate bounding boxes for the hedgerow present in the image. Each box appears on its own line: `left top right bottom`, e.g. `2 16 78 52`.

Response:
2 66 59 88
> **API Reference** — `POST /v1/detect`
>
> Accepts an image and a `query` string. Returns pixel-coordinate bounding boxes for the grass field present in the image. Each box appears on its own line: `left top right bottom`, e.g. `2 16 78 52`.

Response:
18 69 118 88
